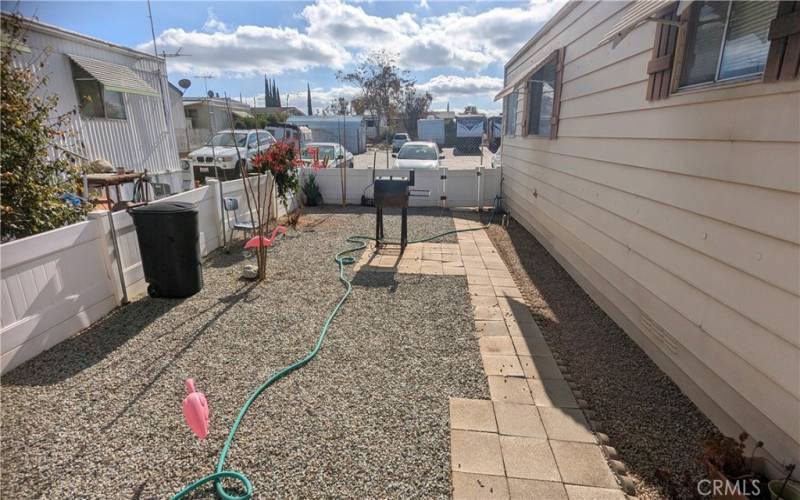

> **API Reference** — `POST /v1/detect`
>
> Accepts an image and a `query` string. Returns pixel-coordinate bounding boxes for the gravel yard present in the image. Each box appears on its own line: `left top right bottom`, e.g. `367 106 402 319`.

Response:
482 216 719 500
1 207 487 498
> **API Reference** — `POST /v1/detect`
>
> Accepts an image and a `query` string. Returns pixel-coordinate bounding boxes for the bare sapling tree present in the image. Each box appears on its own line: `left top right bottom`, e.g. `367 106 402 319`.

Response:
223 98 273 280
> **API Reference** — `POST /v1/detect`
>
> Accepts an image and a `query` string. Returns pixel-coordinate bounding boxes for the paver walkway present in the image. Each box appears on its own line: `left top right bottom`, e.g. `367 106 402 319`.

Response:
354 215 631 499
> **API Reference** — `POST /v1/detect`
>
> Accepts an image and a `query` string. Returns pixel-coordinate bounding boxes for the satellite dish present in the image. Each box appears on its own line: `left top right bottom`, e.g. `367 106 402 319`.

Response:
178 78 191 90
207 90 215 98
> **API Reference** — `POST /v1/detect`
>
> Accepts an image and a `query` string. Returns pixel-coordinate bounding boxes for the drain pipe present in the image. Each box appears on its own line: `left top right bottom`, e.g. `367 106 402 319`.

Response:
107 210 129 305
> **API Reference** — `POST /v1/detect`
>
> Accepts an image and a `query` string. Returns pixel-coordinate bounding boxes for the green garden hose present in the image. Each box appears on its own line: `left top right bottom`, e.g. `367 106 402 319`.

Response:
172 200 499 500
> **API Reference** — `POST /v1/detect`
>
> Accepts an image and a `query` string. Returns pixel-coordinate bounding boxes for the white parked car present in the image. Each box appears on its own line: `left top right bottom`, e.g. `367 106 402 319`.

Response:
392 141 444 169
300 142 353 168
189 129 276 181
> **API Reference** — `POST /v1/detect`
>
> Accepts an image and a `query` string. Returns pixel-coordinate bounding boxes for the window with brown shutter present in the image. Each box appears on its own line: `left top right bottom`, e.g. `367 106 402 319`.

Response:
764 1 800 82
550 47 566 139
647 4 680 101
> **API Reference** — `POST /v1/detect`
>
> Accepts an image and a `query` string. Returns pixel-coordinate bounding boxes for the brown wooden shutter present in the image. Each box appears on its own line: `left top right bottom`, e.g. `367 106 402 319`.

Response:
764 1 800 82
646 4 680 101
521 80 531 136
550 47 566 139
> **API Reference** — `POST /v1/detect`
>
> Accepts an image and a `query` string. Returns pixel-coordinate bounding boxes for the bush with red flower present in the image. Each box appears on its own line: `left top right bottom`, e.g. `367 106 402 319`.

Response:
251 142 303 213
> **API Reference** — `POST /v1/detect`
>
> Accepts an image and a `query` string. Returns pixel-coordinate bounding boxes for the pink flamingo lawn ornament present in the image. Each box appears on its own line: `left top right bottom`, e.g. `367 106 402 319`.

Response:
182 379 209 439
244 225 286 250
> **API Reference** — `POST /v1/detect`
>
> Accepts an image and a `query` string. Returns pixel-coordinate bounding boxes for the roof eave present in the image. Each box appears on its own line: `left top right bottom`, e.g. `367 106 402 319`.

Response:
1 12 164 63
504 0 581 74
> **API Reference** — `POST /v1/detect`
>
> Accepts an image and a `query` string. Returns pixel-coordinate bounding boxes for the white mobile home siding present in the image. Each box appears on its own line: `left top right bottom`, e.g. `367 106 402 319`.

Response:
13 20 180 183
502 1 800 470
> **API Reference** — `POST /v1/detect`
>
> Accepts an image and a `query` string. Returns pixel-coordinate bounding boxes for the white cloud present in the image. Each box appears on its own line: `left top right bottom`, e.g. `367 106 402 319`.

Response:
137 26 349 77
202 8 228 33
300 0 564 71
143 0 566 79
418 74 503 98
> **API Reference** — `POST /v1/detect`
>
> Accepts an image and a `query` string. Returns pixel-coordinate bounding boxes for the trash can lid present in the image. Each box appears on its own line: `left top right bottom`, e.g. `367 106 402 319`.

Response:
131 201 197 214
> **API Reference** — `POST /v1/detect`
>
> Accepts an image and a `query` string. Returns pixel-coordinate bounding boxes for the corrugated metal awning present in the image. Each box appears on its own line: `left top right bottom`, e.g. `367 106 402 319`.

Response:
494 84 515 102
494 52 556 101
68 54 158 97
598 1 679 47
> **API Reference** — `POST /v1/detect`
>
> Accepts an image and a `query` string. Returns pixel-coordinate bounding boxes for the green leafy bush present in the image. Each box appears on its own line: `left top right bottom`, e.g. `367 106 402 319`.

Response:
1 15 87 242
302 174 322 207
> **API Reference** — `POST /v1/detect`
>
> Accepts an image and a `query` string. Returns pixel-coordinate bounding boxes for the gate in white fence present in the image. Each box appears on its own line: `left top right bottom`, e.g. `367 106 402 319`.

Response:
303 167 500 208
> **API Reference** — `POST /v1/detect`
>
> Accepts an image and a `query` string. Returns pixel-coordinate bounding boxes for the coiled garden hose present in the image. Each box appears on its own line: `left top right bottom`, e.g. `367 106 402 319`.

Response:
172 198 501 500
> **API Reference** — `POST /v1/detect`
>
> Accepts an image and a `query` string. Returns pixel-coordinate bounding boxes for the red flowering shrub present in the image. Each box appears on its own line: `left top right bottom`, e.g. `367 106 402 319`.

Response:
252 142 300 210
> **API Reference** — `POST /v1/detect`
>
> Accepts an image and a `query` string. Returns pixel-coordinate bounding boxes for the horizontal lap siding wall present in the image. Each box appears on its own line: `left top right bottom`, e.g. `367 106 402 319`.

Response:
503 0 800 468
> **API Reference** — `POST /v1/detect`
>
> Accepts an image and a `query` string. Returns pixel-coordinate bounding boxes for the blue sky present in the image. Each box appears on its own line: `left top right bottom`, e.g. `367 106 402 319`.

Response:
5 0 562 113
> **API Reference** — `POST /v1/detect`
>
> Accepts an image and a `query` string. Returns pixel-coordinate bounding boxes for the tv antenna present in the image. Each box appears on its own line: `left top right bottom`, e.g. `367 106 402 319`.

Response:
161 47 191 59
193 74 216 95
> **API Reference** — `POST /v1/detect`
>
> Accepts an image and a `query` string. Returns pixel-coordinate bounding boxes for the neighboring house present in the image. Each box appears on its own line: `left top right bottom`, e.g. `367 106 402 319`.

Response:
5 14 183 193
180 97 253 154
497 0 799 474
362 114 387 140
287 116 367 154
183 97 252 131
252 106 305 117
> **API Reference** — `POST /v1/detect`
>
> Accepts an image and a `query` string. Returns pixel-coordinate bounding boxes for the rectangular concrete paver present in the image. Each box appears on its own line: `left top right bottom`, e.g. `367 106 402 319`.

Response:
446 218 622 499
451 430 505 476
511 336 553 357
493 402 546 438
518 355 564 380
475 320 510 338
450 398 498 433
479 336 517 355
528 379 579 408
487 376 534 405
538 407 596 443
452 472 510 500
507 479 568 500
549 440 618 489
481 354 525 377
498 436 561 481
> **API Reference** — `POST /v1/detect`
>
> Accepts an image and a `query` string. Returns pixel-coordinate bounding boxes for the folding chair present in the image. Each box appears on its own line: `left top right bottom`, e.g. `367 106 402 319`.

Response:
223 197 259 242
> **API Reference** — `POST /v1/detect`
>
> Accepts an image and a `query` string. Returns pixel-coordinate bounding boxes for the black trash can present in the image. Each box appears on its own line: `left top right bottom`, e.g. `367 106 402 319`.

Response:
130 201 203 298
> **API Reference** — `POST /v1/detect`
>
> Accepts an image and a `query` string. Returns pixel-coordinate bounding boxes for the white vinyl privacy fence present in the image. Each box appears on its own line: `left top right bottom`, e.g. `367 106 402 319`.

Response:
0 175 274 374
0 167 499 374
303 166 500 208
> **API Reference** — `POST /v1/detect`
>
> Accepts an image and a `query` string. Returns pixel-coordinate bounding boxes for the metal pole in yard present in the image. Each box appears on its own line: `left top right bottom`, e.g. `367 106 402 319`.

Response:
106 211 129 305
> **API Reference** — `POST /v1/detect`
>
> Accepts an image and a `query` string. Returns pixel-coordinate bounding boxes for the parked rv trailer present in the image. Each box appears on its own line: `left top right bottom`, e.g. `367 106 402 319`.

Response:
417 118 445 146
487 116 502 153
454 114 486 155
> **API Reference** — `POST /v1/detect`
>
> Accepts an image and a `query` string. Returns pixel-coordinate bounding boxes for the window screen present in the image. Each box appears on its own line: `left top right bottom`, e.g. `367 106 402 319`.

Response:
680 1 778 87
526 57 556 136
504 91 518 136
718 1 777 80
71 60 127 119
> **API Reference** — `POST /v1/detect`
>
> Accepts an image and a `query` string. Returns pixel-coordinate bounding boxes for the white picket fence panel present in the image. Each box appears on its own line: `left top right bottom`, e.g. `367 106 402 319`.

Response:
301 167 499 208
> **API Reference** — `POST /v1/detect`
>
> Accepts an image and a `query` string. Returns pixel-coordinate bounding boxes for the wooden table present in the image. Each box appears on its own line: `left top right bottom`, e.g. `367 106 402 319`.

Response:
85 172 146 211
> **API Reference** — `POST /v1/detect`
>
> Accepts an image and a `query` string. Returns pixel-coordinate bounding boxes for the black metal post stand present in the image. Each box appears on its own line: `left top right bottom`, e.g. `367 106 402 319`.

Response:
375 207 407 251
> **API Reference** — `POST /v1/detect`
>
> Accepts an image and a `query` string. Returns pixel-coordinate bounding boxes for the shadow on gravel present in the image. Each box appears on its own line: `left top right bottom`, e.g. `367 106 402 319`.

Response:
2 296 183 387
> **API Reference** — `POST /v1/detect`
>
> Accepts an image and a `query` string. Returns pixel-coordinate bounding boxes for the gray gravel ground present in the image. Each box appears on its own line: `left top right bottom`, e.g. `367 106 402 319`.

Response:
1 207 486 499
481 216 718 500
